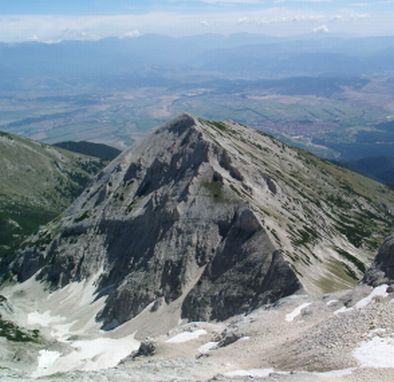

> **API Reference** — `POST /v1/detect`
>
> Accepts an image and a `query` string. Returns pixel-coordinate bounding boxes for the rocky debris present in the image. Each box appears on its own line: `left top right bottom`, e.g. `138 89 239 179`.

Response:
1 284 394 381
0 295 13 314
130 340 156 359
217 330 244 348
273 294 394 372
263 175 278 195
364 231 394 286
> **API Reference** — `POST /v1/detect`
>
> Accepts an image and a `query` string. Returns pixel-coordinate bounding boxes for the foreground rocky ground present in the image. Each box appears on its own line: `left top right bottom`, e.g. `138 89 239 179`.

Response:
1 281 393 381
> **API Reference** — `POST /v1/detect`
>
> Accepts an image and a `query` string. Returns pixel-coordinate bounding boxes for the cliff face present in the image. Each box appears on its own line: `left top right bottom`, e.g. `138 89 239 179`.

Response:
364 232 394 286
9 114 394 329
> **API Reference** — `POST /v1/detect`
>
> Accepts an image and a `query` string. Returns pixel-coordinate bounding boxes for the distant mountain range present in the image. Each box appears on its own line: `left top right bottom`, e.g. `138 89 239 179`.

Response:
1 35 394 90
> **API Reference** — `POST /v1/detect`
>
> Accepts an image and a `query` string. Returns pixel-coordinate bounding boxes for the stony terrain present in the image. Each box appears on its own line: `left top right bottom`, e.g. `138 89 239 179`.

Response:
0 276 393 381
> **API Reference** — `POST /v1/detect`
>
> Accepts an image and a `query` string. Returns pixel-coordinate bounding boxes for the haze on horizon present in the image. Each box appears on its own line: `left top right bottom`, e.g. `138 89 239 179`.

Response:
0 0 393 43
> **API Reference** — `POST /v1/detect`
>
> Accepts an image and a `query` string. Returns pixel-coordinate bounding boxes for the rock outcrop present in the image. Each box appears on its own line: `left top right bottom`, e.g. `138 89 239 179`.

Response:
7 114 394 329
364 231 394 286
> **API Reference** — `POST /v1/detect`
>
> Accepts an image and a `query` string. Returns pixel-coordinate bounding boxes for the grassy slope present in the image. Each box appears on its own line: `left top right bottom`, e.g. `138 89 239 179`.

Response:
0 131 105 260
281 150 394 292
202 119 394 292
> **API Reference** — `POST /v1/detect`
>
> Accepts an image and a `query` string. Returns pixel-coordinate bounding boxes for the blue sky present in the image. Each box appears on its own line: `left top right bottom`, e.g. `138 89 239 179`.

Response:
0 0 387 14
0 0 393 42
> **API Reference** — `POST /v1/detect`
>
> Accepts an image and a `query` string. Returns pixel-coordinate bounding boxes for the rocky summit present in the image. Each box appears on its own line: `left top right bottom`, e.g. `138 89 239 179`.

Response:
8 114 394 330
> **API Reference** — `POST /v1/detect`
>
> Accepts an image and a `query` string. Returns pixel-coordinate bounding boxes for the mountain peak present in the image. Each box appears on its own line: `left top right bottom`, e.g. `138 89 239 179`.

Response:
8 116 394 330
163 113 197 132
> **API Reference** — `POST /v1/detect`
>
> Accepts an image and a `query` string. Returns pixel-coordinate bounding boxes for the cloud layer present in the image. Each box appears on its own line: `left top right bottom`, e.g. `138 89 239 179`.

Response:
0 4 391 43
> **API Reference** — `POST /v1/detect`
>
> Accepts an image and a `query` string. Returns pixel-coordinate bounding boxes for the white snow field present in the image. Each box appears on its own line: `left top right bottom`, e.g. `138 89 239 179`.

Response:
0 274 140 378
223 368 275 378
353 336 394 368
285 302 312 322
335 285 388 315
33 334 138 377
198 341 219 354
33 350 62 377
166 329 207 344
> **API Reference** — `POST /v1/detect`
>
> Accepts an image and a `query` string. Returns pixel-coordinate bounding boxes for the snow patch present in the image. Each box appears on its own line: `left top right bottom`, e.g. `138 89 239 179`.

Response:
18 274 141 378
50 321 77 342
32 350 62 377
316 368 355 377
28 311 65 327
223 368 353 379
166 329 207 344
368 328 386 337
285 303 311 322
198 341 218 354
32 334 139 377
223 368 275 378
335 285 388 316
326 299 338 306
353 336 394 368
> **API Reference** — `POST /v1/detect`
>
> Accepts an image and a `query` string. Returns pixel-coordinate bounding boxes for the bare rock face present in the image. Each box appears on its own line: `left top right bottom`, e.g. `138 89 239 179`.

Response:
364 232 394 286
130 340 156 359
7 114 394 329
9 114 300 328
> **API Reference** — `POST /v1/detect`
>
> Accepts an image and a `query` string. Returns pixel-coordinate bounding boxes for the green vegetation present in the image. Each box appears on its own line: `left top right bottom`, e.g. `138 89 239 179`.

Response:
0 205 58 260
206 120 228 132
301 151 394 250
203 180 223 200
316 258 359 293
0 131 105 261
335 208 390 249
292 225 320 247
0 318 41 343
74 210 91 223
335 247 367 273
327 194 352 209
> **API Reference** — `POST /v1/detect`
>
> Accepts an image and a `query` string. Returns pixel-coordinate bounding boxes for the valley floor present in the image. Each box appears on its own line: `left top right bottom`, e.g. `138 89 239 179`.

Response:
1 280 394 381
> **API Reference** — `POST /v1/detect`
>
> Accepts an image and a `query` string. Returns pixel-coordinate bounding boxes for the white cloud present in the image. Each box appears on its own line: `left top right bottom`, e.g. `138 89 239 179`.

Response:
237 16 249 24
122 30 141 38
201 0 263 3
313 24 329 33
0 9 387 43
